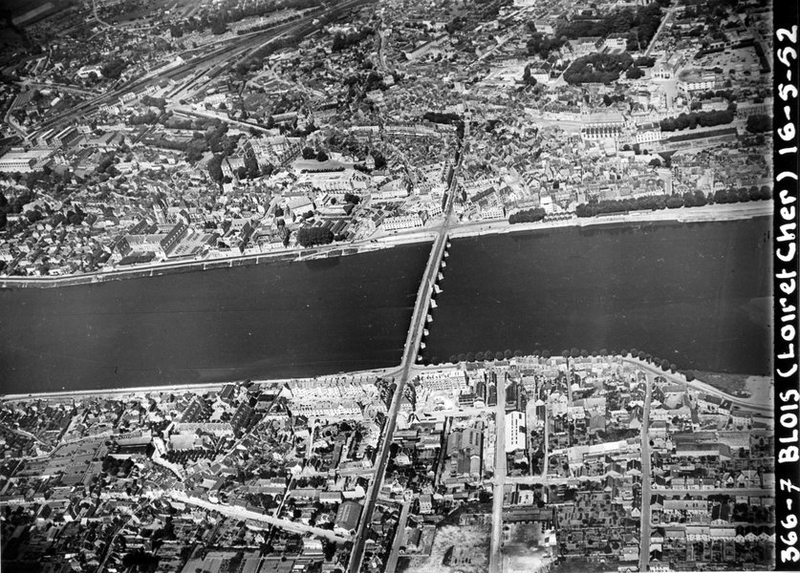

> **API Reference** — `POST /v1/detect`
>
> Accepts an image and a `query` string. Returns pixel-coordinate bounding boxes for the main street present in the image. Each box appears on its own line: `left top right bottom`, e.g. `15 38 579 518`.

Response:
639 372 654 573
652 487 771 497
171 492 351 543
489 372 507 573
347 126 463 573
644 7 676 57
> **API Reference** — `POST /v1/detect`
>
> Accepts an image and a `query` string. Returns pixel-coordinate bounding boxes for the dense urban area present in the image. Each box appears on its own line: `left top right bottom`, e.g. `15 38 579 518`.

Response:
0 0 777 571
0 352 775 573
0 0 774 279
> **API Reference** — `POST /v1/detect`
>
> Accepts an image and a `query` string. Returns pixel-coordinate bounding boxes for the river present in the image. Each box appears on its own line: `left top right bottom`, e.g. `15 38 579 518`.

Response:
0 218 773 394
0 243 431 394
424 217 772 375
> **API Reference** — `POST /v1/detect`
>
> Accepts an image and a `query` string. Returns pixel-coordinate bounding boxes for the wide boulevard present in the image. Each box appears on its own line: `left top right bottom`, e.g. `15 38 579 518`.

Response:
346 126 464 573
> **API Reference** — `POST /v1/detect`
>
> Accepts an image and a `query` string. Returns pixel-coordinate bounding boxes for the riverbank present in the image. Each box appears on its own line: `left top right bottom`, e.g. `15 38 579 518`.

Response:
0 238 399 289
0 364 402 402
1 354 772 421
0 202 769 288
0 240 431 394
422 214 771 378
448 200 772 239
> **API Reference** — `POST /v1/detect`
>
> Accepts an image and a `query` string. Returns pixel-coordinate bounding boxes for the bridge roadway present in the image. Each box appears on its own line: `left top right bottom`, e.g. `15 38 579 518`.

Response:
347 148 461 573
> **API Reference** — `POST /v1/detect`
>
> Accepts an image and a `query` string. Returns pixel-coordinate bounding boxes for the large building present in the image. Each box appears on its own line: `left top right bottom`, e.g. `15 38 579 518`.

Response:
442 425 483 486
334 501 362 535
580 112 626 142
0 147 53 173
505 411 527 453
382 213 426 232
677 69 718 94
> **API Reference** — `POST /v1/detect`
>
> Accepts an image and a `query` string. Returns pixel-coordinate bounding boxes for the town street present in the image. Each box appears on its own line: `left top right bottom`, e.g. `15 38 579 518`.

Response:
489 372 507 573
384 499 412 573
639 372 654 573
347 125 463 573
169 492 351 543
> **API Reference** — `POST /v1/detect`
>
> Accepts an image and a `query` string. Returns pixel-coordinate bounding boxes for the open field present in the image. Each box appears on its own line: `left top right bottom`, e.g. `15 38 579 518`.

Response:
398 525 491 573
684 371 772 397
502 523 554 573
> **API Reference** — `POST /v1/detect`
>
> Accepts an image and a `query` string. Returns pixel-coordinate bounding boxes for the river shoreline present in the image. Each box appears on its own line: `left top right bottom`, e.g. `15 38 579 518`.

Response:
0 364 400 402
0 201 771 289
448 200 772 239
0 356 772 419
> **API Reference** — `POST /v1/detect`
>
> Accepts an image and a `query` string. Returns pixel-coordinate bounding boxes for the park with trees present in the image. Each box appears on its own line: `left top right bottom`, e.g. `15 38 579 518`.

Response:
564 53 635 84
526 26 566 60
331 27 373 52
575 185 771 217
557 2 665 48
659 109 734 132
746 114 771 133
296 226 334 247
508 207 546 224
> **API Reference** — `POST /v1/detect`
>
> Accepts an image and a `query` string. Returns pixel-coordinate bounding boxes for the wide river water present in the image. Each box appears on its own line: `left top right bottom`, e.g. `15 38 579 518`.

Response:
0 217 772 394
0 244 430 393
425 217 772 375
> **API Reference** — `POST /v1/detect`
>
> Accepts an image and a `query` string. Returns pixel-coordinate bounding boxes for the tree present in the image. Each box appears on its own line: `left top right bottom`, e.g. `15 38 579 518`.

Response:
211 19 227 35
316 150 329 162
323 540 337 561
296 226 333 247
522 64 538 86
625 66 645 79
243 149 260 179
746 114 772 133
302 147 316 160
509 208 545 224
564 53 634 84
373 151 387 170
